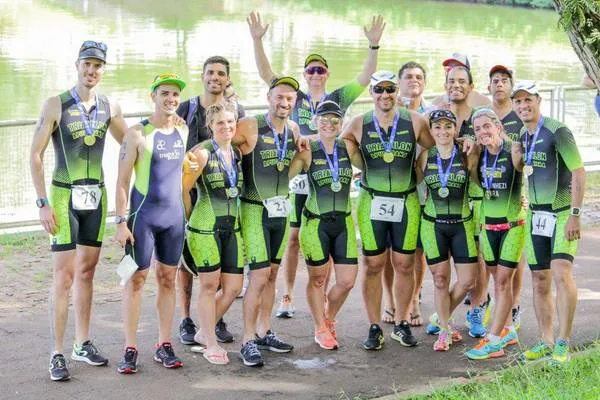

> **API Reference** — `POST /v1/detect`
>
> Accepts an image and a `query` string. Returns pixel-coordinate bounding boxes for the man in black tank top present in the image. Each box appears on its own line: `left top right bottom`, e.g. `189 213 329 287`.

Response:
30 41 129 381
175 55 246 347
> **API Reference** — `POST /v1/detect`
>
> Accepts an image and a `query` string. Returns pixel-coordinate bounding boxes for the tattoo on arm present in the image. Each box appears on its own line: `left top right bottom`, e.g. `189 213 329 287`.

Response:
119 138 128 160
34 117 45 136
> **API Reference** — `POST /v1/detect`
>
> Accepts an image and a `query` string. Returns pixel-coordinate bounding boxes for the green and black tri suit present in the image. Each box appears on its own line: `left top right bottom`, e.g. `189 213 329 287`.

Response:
501 110 524 142
240 113 296 269
519 117 583 269
184 141 244 274
49 90 110 251
477 140 525 268
356 109 421 256
420 145 478 265
299 139 357 266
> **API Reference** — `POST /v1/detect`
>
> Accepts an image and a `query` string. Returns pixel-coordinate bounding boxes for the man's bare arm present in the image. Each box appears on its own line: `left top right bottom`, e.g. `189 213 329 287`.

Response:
109 100 128 145
247 11 277 85
356 15 385 86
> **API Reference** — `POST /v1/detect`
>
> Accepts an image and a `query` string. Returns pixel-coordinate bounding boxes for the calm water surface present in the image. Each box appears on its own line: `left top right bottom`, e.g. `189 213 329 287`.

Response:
0 0 598 224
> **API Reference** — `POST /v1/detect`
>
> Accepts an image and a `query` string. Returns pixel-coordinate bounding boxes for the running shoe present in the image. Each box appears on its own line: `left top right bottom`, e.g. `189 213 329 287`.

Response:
117 347 138 374
521 339 553 361
481 294 494 327
466 338 504 360
433 329 451 351
241 340 264 367
275 295 295 318
215 318 234 343
49 353 70 381
314 327 338 350
448 318 463 342
426 313 441 335
511 306 521 331
499 327 519 347
153 342 183 369
390 320 418 347
255 330 293 353
325 318 337 340
71 340 108 366
468 308 486 338
179 317 197 345
550 339 571 365
363 324 385 350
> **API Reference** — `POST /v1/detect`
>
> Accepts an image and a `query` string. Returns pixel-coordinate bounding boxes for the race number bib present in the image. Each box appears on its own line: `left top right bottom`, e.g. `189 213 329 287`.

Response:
263 196 291 218
72 185 102 211
289 175 309 195
370 196 404 223
532 211 556 237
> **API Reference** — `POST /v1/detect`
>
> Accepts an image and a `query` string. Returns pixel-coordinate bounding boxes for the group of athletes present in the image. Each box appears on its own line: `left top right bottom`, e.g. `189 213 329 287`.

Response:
30 11 585 382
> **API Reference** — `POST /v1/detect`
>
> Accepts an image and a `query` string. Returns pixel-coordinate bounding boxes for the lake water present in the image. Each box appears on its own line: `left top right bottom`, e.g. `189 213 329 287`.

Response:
1 0 598 226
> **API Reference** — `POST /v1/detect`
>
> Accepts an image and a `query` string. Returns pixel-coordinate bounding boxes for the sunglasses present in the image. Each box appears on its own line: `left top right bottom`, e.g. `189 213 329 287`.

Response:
317 116 341 126
372 85 397 94
429 109 457 124
81 40 107 52
305 66 328 75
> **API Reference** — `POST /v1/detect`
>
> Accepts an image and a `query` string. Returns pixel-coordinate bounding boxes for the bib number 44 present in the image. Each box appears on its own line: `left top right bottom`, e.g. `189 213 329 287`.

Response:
532 211 556 238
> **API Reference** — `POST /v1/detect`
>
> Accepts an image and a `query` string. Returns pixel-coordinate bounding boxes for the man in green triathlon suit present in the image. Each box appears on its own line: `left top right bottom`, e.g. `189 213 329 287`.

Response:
175 56 246 346
512 81 585 365
488 65 526 330
232 76 304 367
247 10 385 317
341 71 433 350
29 41 128 381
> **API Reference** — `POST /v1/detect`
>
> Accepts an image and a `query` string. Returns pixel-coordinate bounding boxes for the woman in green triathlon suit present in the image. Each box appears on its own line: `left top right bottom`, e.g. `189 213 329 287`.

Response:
465 108 525 360
288 101 363 350
182 103 244 365
416 109 479 351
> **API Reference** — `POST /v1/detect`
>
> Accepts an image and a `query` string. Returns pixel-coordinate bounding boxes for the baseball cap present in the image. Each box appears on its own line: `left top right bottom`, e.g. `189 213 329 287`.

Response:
269 76 300 91
489 65 513 79
442 53 470 70
78 40 107 63
511 81 539 98
370 70 396 86
150 73 186 92
429 109 457 126
315 100 343 118
304 54 328 68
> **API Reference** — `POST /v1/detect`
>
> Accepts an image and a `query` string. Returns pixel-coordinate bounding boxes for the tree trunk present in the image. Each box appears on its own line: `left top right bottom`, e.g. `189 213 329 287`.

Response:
553 0 600 90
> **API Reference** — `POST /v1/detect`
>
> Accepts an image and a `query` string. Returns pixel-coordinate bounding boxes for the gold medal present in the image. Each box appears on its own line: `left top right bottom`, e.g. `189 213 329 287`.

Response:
84 135 96 146
383 151 394 163
524 165 533 176
276 161 285 172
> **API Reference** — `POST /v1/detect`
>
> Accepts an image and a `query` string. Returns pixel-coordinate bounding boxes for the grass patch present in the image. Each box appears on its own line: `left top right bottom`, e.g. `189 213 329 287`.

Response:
404 344 600 400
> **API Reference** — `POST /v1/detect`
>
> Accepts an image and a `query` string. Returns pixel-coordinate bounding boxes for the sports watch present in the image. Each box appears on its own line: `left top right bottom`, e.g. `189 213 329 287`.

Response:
114 215 127 224
570 207 581 217
36 198 49 208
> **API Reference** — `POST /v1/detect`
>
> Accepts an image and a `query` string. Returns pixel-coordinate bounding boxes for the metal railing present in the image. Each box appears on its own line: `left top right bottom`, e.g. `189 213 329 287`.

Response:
1 86 598 230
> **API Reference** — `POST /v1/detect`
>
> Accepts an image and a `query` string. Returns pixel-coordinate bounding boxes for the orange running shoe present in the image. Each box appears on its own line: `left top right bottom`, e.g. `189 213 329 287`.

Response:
315 327 338 350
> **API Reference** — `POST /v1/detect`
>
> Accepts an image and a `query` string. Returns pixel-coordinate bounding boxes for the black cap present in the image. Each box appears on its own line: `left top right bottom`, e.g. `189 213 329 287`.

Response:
78 40 107 63
315 100 343 118
269 76 300 91
429 109 457 126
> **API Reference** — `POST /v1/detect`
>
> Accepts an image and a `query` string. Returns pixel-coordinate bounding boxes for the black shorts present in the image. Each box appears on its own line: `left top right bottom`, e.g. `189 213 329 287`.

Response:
420 215 478 265
299 211 358 267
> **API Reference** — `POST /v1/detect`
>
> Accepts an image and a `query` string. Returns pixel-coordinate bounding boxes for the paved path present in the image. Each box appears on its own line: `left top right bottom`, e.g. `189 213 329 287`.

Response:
2 228 600 400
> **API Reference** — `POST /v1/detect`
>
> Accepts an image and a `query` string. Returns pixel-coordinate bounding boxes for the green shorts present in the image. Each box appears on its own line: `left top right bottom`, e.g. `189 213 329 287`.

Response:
185 216 244 274
479 220 525 268
420 215 478 265
289 192 307 228
49 182 107 251
240 200 290 270
299 211 358 266
526 207 578 270
356 188 420 256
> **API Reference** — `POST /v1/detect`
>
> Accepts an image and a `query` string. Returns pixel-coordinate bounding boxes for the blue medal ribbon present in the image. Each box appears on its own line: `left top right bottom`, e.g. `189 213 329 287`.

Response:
436 146 457 191
483 141 503 192
524 117 545 166
373 112 400 154
212 140 237 189
70 88 98 138
266 115 289 163
318 140 339 183
306 92 327 118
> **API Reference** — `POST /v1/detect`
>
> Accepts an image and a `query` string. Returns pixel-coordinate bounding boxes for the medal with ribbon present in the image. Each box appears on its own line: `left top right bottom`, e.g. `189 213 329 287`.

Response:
212 140 238 198
318 140 341 193
70 88 99 146
306 92 327 131
266 116 289 172
483 141 503 200
436 145 457 198
373 112 399 163
523 117 544 177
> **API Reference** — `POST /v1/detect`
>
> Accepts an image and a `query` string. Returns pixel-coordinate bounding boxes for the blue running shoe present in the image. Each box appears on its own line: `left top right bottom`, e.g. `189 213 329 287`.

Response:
468 308 486 338
425 313 440 335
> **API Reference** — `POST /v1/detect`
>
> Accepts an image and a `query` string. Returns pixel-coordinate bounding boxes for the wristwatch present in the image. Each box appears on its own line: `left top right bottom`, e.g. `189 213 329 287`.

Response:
570 207 581 217
114 215 127 224
36 198 49 208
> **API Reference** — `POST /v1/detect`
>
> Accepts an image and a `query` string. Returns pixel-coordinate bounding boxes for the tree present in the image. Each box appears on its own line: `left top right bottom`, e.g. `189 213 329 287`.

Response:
553 0 600 89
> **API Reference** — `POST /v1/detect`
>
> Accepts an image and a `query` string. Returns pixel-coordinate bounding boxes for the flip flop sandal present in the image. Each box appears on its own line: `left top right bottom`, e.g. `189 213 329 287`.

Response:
190 344 207 353
203 351 229 365
410 312 423 327
382 308 395 324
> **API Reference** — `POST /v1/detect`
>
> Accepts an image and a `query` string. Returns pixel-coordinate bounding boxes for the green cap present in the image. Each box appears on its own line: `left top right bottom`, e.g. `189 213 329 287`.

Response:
151 73 186 92
304 54 328 68
269 76 300 91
